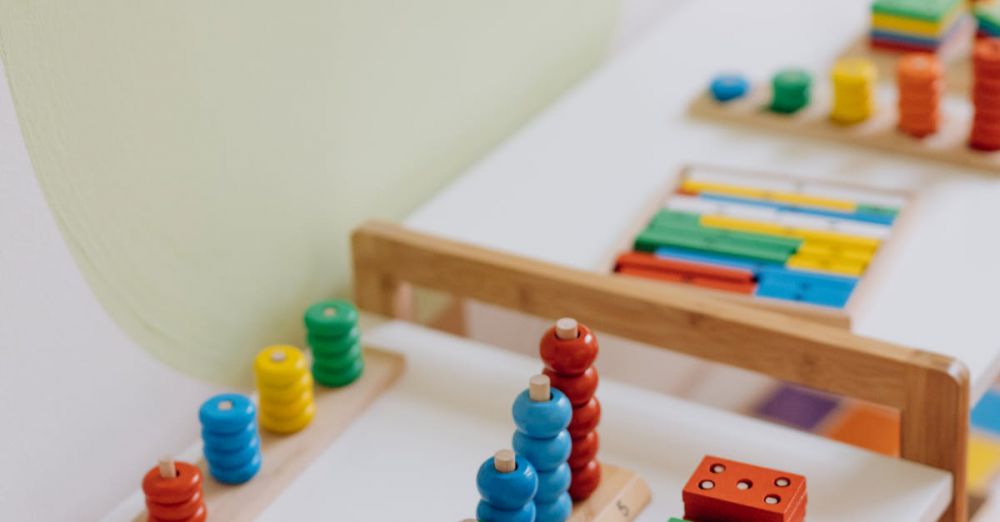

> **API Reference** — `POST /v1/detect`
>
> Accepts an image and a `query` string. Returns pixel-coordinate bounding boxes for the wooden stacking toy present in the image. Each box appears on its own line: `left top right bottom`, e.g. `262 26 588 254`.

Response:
971 38 1000 151
476 449 539 522
769 68 811 114
141 459 206 522
682 455 807 522
304 299 365 387
896 53 943 138
540 317 601 501
254 345 315 434
199 393 262 484
830 57 877 124
511 375 573 522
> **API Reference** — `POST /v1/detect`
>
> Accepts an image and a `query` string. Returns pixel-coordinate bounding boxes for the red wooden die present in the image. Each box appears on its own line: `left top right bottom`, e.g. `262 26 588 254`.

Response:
682 455 806 522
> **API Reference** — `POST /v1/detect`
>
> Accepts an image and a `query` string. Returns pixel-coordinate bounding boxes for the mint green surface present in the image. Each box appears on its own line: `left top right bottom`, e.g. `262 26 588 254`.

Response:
0 0 620 385
872 0 962 22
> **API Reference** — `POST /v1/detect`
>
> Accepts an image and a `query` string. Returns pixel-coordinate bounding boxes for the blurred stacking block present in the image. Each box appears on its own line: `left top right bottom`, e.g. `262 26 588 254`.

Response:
476 450 539 522
614 166 908 315
830 58 877 124
199 393 262 484
975 1 1000 38
870 0 967 53
540 318 602 501
254 345 315 434
512 375 573 522
304 299 365 387
142 460 207 522
770 68 812 114
970 38 1000 151
896 53 943 137
709 73 750 102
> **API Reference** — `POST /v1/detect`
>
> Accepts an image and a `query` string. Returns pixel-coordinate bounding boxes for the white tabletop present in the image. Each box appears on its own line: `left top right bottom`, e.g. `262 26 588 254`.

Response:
405 0 1000 401
243 320 950 522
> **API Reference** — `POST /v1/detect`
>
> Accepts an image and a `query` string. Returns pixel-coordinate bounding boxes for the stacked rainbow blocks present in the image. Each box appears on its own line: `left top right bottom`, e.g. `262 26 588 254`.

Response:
871 0 967 53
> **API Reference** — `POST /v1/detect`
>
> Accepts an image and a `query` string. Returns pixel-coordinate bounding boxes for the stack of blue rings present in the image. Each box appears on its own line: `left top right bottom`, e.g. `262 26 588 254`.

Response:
512 387 573 522
199 393 262 484
476 453 538 522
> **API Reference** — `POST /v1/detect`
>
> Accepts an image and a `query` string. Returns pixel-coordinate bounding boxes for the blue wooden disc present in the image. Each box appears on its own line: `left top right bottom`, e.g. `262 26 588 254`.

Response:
199 393 255 433
476 500 536 522
534 463 571 503
202 421 258 452
710 73 750 102
512 389 572 438
209 452 262 485
204 435 260 469
535 493 573 522
512 430 571 472
476 454 538 510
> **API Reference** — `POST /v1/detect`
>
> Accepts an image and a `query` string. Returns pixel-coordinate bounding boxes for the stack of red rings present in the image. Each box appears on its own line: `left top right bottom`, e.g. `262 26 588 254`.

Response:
142 462 207 522
540 319 602 501
896 53 942 138
971 38 1000 151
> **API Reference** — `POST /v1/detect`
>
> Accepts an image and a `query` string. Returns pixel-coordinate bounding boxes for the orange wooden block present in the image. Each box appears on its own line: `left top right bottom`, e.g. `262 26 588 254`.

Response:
617 265 757 294
615 251 754 282
683 456 807 522
823 403 901 457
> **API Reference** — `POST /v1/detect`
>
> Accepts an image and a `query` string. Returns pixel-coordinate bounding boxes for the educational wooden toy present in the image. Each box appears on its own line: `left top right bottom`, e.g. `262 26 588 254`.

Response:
976 1 1000 38
476 449 539 522
688 35 1000 173
512 375 574 522
870 0 969 53
351 220 968 520
142 460 207 522
682 456 807 522
541 318 602 501
254 345 316 434
611 165 911 327
199 393 262 484
132 347 404 522
304 299 365 387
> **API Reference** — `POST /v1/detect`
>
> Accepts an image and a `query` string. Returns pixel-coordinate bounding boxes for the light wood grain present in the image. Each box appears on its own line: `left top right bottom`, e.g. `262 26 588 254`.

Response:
134 348 405 522
351 220 969 522
568 464 651 522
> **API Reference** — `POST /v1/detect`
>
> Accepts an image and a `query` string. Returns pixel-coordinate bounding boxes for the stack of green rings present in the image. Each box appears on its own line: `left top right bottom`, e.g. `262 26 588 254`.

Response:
303 299 365 387
770 68 812 114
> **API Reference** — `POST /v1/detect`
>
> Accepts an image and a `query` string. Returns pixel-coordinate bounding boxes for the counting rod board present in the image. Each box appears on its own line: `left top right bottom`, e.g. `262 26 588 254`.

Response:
567 465 651 522
605 165 915 328
688 83 1000 174
132 347 405 522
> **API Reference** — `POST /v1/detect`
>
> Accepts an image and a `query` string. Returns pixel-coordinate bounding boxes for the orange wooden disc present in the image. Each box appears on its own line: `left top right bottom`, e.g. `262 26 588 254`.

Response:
975 38 1000 67
569 460 602 501
146 489 204 521
543 366 598 407
142 462 202 504
568 397 601 438
897 53 941 84
568 431 599 468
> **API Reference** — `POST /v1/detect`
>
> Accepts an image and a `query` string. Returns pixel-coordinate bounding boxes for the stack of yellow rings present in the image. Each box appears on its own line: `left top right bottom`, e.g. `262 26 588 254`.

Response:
254 345 315 434
830 57 878 124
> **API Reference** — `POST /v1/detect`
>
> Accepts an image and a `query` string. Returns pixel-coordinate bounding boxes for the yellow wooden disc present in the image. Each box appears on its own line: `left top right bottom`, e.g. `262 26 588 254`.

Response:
254 345 308 386
256 372 314 403
832 57 877 86
261 389 315 419
261 402 316 434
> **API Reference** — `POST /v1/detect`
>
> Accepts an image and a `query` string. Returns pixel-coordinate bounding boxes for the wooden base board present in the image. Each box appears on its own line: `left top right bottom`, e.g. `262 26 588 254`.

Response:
568 464 651 522
134 347 406 522
689 84 1000 173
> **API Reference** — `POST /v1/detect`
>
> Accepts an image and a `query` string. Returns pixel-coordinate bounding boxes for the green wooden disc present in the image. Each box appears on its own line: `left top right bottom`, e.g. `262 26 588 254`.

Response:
313 358 365 388
304 299 358 337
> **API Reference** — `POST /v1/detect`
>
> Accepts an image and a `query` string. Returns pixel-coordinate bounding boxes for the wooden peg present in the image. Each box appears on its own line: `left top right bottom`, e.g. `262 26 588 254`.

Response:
158 458 177 479
218 400 233 411
494 449 516 473
555 317 579 340
323 307 337 317
270 349 287 362
529 374 550 402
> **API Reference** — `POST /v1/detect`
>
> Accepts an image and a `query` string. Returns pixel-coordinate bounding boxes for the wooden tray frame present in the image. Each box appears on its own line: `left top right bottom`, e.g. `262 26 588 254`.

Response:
602 164 917 329
352 220 970 522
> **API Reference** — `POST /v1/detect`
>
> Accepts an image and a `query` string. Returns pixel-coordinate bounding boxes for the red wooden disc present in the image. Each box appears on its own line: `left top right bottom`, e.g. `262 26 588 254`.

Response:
540 323 598 375
569 460 602 501
568 397 601 437
568 431 599 468
142 462 202 504
544 366 598 406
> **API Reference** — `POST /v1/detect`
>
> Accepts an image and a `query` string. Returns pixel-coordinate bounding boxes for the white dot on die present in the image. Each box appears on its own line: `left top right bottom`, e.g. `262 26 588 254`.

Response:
699 480 715 490
710 464 726 473
775 478 790 487
765 495 780 505
737 480 752 490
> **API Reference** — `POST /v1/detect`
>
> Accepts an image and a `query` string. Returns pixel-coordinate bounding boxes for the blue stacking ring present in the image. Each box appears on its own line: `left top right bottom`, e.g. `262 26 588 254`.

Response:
476 454 538 510
199 393 255 433
210 452 262 485
710 73 750 102
512 389 572 439
476 500 536 522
